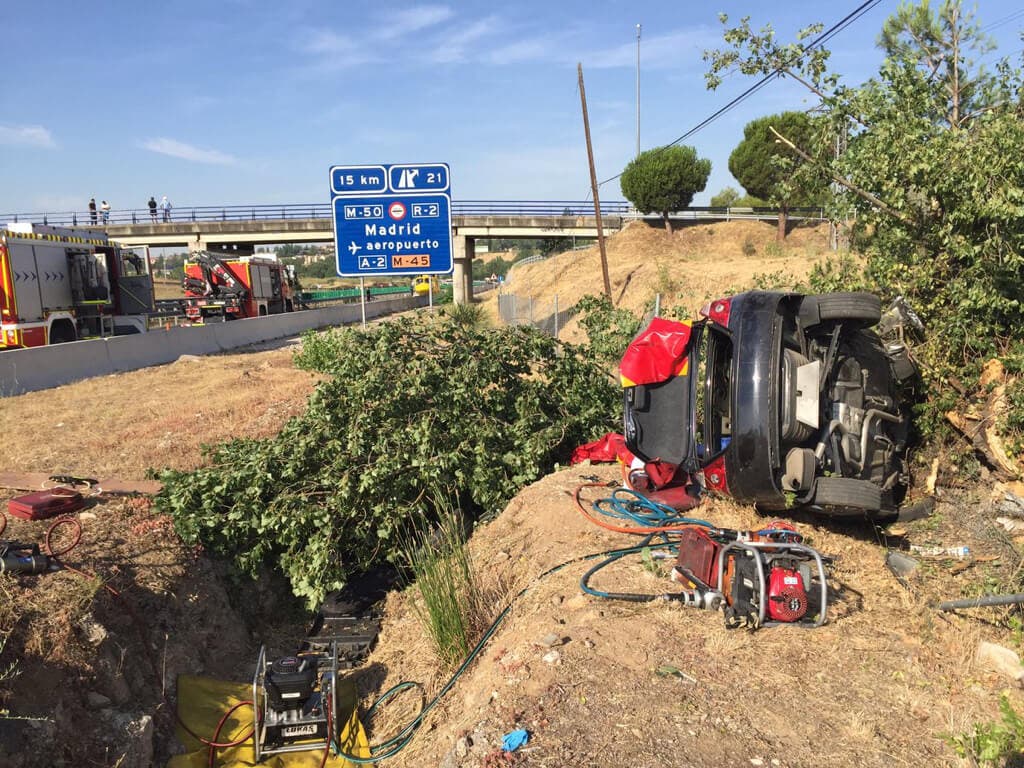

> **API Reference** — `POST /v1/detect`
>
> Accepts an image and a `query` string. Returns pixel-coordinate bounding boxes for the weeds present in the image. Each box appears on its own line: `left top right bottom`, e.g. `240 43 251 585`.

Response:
656 263 681 296
402 504 489 671
949 695 1024 766
444 301 487 330
0 632 18 718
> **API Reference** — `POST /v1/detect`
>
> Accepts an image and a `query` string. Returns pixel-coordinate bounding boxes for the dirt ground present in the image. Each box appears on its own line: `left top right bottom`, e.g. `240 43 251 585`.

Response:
479 219 838 343
1 220 1021 767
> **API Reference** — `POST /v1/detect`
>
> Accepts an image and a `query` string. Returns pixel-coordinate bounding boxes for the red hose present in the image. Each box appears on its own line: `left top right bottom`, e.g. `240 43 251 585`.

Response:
207 700 256 768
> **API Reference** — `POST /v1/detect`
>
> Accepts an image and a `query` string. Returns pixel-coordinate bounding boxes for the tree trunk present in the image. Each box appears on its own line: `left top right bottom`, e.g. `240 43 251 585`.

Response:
776 205 788 243
663 212 673 235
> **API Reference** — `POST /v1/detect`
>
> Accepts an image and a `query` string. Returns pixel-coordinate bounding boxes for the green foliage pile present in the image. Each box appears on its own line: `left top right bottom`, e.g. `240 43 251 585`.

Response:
620 145 711 232
574 294 646 373
155 315 619 607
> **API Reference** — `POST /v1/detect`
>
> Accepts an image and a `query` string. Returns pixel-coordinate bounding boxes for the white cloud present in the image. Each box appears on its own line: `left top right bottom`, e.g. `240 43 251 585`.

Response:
141 137 238 165
303 29 377 70
428 17 498 63
485 36 558 66
582 28 721 70
378 6 453 40
0 124 56 148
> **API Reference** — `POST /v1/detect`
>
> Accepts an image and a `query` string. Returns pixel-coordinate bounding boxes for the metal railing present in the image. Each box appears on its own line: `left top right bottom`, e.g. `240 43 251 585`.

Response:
0 201 634 228
0 202 827 229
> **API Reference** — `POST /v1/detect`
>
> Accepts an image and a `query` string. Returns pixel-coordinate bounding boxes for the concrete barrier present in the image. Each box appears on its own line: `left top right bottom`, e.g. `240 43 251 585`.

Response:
107 331 187 372
0 296 428 395
0 338 114 394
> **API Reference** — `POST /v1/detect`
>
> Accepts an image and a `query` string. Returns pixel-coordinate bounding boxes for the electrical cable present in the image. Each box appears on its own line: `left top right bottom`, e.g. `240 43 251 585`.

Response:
597 0 884 188
982 9 1024 34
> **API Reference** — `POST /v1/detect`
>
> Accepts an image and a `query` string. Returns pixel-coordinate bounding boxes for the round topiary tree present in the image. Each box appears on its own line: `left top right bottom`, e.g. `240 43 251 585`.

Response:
728 111 827 242
620 145 711 233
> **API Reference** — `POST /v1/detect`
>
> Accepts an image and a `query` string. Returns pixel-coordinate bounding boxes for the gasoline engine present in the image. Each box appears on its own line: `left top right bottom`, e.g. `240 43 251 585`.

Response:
253 608 382 761
669 525 830 628
253 646 336 760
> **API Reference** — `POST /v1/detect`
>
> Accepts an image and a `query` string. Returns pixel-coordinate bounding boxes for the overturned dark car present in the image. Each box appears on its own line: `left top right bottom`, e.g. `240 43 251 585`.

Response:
621 291 920 519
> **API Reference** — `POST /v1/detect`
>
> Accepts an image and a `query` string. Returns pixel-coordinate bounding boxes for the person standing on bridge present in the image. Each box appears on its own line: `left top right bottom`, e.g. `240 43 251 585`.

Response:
161 196 172 223
100 200 110 224
148 196 158 222
88 198 97 224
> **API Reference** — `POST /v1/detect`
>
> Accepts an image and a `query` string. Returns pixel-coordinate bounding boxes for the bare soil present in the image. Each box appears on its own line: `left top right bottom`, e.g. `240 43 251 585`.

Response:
0 220 1019 768
479 219 838 343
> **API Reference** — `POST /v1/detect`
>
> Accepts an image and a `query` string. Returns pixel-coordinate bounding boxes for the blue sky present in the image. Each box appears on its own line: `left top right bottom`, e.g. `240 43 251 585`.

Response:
1 1 1021 216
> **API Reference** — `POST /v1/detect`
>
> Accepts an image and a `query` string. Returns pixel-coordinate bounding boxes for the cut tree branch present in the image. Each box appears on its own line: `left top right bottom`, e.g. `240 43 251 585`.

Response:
768 126 914 225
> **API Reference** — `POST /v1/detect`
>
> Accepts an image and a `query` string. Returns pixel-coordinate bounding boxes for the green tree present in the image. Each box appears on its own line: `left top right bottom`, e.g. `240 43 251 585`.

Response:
728 111 827 241
620 145 711 233
276 244 303 260
878 0 996 129
705 1 1024 430
710 187 740 207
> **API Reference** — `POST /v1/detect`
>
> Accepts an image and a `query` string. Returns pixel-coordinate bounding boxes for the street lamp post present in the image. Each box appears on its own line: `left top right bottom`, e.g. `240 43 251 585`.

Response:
635 23 641 158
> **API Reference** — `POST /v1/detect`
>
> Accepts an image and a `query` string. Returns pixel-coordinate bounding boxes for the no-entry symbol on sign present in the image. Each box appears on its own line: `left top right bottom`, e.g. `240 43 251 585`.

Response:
388 201 407 220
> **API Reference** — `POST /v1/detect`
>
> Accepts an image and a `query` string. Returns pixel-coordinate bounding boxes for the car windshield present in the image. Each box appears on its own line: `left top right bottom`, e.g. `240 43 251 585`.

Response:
694 322 733 465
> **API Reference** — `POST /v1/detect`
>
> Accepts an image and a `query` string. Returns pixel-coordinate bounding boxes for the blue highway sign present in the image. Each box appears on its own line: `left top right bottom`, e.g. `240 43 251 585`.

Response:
331 163 453 278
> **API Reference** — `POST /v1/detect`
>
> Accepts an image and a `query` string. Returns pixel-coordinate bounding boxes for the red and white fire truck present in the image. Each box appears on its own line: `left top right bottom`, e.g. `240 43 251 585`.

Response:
0 224 155 349
182 251 298 323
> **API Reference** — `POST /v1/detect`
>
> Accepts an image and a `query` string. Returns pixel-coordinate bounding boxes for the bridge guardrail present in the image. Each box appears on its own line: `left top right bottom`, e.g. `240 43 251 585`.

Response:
1 202 827 229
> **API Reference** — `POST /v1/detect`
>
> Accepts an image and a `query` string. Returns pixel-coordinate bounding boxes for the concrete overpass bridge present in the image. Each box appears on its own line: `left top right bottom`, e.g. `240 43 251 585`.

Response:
4 201 637 303
3 201 825 303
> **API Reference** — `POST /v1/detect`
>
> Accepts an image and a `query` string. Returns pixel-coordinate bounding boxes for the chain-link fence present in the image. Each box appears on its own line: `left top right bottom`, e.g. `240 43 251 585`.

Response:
498 290 665 338
497 291 576 337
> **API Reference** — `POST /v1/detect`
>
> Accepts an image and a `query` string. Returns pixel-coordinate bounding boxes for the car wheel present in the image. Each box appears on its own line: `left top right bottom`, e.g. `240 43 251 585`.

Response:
809 476 882 516
802 293 881 329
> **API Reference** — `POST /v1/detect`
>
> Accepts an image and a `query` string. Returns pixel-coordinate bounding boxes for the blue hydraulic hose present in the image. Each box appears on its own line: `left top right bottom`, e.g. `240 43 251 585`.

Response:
591 487 716 530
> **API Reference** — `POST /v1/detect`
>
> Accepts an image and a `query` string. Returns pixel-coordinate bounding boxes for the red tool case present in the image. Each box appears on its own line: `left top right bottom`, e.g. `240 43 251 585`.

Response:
7 488 85 521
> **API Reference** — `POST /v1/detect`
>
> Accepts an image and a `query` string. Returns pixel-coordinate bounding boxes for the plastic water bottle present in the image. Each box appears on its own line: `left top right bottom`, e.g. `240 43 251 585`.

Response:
909 544 970 559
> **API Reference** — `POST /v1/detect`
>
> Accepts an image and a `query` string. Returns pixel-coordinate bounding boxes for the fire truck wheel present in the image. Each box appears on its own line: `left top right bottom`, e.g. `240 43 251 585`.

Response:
49 322 77 344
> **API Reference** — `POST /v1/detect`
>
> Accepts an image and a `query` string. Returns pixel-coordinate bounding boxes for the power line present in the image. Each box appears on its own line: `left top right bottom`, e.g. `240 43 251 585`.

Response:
597 0 883 188
982 9 1024 33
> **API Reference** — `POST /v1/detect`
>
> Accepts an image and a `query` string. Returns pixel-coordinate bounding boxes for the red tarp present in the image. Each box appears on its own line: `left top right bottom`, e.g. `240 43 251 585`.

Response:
619 317 692 388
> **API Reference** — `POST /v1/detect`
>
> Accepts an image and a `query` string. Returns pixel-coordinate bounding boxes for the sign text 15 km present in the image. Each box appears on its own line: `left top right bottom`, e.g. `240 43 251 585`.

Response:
330 162 453 278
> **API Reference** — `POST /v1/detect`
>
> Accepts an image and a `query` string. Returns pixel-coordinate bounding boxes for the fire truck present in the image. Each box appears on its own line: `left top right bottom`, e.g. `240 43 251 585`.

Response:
0 224 154 349
182 252 299 323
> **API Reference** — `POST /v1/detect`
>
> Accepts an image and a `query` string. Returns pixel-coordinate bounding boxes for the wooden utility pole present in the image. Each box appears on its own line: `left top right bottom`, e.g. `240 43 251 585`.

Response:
578 63 612 300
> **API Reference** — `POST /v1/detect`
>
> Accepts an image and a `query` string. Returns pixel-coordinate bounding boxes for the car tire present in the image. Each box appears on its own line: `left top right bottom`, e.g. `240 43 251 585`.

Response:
809 477 882 516
803 293 881 329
